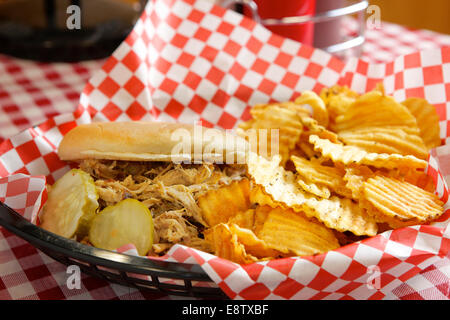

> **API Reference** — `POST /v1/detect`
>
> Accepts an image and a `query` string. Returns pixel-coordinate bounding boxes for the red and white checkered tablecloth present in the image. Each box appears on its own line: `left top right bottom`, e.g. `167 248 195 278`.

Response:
0 13 449 300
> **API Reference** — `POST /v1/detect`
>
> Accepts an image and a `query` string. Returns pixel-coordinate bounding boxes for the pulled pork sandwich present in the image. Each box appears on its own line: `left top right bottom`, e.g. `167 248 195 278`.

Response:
40 121 249 256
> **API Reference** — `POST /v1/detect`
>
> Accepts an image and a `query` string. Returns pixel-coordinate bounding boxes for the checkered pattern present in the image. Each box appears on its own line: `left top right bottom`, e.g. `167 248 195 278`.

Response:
343 18 450 64
78 0 344 129
431 145 450 190
0 227 169 300
0 0 450 300
0 174 46 223
0 55 102 144
119 227 450 300
1 18 449 143
386 255 450 300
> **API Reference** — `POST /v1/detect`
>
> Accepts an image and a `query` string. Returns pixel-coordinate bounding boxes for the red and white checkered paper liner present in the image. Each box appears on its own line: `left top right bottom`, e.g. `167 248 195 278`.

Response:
1 0 450 300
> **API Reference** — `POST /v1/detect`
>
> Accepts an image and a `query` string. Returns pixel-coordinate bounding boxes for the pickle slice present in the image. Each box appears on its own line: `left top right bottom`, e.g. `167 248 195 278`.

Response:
89 199 153 256
41 169 99 239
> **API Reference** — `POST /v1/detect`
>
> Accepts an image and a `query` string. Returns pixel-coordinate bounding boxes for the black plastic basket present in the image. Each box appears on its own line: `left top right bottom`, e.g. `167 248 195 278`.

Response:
0 201 228 299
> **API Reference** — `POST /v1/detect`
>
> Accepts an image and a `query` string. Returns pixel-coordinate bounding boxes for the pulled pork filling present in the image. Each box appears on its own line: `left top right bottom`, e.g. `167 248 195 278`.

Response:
79 159 247 255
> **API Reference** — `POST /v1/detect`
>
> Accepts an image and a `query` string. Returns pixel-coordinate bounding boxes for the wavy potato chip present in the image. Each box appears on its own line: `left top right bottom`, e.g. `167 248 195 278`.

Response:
228 209 256 230
250 101 311 118
402 97 442 150
312 196 378 236
386 167 436 193
320 85 359 128
343 167 440 229
247 153 378 236
363 176 444 227
333 89 429 161
252 206 340 257
228 85 447 264
247 153 309 210
296 177 331 198
291 156 351 198
204 223 259 264
300 115 340 143
295 91 329 127
229 223 283 258
293 121 340 161
288 144 310 163
309 135 428 170
198 179 251 227
249 184 280 208
205 222 284 264
338 127 428 160
296 133 321 159
334 90 420 134
343 165 374 200
237 105 303 165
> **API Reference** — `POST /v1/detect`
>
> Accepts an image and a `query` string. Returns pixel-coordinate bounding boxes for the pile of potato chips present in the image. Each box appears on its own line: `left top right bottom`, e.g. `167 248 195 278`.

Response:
199 84 445 264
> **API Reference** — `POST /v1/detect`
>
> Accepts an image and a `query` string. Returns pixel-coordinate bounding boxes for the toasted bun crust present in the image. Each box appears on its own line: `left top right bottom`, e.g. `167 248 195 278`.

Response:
58 121 249 163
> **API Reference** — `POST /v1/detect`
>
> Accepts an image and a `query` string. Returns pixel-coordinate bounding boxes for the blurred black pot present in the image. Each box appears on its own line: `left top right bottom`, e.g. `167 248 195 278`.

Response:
0 0 146 62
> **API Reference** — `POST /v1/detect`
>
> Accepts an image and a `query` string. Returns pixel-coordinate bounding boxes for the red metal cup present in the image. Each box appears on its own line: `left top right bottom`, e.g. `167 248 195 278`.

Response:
243 0 316 45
